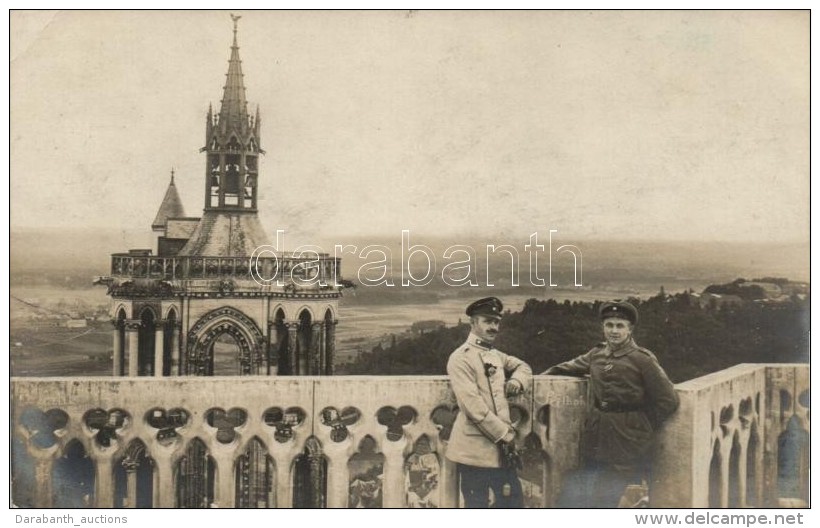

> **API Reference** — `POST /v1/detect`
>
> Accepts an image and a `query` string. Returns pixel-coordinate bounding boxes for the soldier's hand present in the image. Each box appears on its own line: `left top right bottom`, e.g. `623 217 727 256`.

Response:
505 379 524 397
498 438 523 470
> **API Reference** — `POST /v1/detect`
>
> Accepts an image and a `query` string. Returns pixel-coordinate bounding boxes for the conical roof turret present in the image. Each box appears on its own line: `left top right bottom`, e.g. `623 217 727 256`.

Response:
152 169 186 230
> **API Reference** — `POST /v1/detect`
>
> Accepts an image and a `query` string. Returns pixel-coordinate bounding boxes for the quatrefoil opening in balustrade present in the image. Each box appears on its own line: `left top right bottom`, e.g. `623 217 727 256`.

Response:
536 405 551 439
798 389 809 409
509 404 529 428
145 407 190 446
376 406 417 441
719 404 734 436
19 408 69 449
83 408 129 448
263 407 306 443
320 406 360 442
430 405 459 441
205 407 248 444
779 390 793 422
798 389 810 422
739 397 754 428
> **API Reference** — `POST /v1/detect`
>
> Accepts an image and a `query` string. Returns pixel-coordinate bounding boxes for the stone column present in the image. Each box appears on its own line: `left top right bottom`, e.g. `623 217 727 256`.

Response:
381 438 407 507
125 320 141 377
170 321 181 376
154 454 175 508
180 298 189 375
440 457 460 508
325 321 337 375
95 456 115 508
274 453 294 508
310 323 323 375
324 445 350 508
154 319 166 377
214 452 236 508
286 322 298 375
318 325 326 376
719 447 729 508
218 153 226 207
268 321 279 376
111 319 123 377
239 151 246 183
33 456 55 508
123 461 139 508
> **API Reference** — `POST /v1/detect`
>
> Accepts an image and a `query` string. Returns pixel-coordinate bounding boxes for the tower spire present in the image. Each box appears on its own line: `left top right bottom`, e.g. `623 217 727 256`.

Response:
195 14 263 228
220 13 248 133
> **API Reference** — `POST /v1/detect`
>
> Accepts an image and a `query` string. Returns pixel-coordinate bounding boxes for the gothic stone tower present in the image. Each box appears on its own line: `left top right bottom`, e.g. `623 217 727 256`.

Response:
107 18 341 378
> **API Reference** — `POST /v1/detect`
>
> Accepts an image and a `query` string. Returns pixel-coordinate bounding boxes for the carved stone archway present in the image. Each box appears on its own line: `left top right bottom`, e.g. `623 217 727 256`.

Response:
186 307 266 375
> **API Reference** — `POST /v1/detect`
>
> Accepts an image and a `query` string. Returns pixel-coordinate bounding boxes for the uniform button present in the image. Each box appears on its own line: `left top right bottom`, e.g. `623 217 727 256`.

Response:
600 401 609 410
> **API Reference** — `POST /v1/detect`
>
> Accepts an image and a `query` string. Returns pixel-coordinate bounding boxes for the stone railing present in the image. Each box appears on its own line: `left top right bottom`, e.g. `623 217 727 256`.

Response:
109 254 341 285
10 375 586 509
652 364 810 508
10 364 809 508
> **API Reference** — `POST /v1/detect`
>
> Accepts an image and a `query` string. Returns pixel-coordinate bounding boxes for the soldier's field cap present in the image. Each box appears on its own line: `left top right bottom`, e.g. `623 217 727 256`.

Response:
599 300 638 325
466 297 504 319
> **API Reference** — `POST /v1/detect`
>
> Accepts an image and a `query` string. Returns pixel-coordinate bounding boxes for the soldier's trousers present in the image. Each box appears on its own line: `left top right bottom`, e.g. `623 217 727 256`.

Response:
457 463 523 508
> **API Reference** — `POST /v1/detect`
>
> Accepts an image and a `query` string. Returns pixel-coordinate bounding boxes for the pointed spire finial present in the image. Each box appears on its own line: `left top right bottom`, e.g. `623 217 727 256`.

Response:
170 167 175 184
219 13 249 131
231 13 241 44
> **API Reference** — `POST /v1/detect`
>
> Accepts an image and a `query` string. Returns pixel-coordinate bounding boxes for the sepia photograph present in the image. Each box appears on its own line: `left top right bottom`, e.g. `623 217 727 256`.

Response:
8 9 810 517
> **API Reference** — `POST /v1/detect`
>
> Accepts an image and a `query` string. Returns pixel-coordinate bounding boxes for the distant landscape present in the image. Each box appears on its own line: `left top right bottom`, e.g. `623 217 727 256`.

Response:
343 280 810 382
9 228 810 379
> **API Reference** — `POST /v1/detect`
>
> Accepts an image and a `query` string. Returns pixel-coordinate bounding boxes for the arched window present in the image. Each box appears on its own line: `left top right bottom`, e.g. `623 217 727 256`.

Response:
53 440 95 508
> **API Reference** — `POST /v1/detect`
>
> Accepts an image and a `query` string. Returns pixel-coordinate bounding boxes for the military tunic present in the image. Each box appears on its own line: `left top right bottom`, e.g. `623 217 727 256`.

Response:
546 338 678 469
446 333 532 468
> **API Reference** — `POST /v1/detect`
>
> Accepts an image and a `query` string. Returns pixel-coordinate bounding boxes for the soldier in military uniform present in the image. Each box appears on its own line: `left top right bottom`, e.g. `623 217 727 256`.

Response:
445 297 532 508
545 300 679 507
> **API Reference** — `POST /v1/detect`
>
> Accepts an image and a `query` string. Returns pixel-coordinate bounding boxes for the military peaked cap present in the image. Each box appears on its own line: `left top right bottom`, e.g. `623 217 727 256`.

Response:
466 297 504 319
599 300 639 325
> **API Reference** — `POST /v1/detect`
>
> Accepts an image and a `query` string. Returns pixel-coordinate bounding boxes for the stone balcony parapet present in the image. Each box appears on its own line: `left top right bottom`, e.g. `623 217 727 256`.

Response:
10 364 809 508
108 254 343 295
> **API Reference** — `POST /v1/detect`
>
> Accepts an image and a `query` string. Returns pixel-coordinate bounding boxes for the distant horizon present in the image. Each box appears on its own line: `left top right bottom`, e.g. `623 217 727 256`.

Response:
10 226 810 285
8 225 812 247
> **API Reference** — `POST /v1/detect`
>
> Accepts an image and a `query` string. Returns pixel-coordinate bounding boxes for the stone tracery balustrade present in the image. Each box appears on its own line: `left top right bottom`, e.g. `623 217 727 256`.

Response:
10 364 809 508
109 254 342 287
652 364 810 508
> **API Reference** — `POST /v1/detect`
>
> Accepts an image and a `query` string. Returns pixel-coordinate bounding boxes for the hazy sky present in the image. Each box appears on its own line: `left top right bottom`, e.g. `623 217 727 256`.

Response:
10 10 809 243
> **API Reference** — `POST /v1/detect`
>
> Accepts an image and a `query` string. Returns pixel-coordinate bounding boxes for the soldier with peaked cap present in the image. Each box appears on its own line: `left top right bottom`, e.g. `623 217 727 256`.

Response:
445 297 532 508
544 300 679 507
